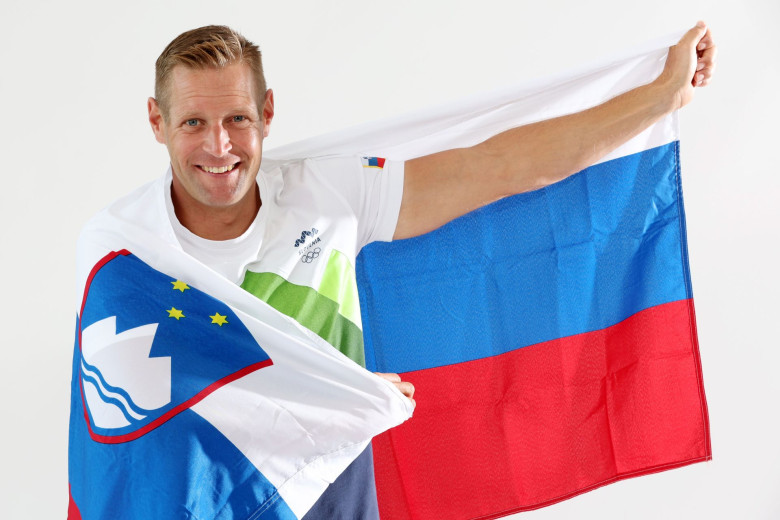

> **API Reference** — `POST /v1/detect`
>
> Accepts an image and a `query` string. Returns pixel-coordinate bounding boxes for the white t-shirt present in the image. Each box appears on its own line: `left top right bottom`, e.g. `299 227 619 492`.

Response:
166 155 404 334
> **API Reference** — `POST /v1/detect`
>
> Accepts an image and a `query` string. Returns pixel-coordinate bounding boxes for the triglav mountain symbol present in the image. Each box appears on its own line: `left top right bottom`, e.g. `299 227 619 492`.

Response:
80 316 170 429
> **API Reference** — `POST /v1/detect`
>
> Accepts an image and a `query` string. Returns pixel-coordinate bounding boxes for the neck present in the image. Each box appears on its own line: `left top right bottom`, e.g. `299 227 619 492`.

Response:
171 183 261 240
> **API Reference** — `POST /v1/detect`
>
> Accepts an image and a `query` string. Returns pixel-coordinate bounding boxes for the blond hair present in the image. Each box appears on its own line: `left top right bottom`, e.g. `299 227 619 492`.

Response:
154 25 267 118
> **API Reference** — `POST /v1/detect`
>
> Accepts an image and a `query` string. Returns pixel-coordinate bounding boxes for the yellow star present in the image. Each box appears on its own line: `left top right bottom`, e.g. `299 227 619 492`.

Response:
210 313 228 326
167 307 185 320
171 280 190 292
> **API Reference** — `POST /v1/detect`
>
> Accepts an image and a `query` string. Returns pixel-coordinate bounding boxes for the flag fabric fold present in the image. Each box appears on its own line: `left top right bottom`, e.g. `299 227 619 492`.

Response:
264 32 710 520
68 181 414 520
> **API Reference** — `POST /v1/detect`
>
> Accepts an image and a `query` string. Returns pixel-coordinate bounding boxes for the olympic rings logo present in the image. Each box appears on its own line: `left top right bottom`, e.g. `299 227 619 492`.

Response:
301 247 321 264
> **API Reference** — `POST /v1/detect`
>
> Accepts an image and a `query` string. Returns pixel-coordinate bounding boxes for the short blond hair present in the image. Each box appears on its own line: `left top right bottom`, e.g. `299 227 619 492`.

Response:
155 25 267 119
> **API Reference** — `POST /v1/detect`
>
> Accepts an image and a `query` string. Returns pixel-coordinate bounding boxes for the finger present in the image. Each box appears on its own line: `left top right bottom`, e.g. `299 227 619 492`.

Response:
700 65 716 80
395 381 415 400
694 45 716 86
696 27 713 51
375 372 401 383
699 45 717 67
693 69 715 87
696 58 715 73
695 60 716 84
680 21 707 49
698 62 716 78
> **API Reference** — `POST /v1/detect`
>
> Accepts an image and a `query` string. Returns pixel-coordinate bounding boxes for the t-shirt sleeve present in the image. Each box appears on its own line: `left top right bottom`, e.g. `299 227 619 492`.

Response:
312 156 405 250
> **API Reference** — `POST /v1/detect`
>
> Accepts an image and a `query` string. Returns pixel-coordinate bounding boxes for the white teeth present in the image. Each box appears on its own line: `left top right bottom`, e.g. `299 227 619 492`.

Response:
201 164 236 174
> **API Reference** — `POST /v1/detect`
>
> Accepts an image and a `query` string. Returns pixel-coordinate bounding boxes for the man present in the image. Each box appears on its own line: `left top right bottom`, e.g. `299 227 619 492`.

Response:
75 22 716 519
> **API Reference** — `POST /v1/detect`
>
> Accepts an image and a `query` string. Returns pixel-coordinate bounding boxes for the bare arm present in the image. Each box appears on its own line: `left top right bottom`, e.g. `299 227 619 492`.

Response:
394 22 717 240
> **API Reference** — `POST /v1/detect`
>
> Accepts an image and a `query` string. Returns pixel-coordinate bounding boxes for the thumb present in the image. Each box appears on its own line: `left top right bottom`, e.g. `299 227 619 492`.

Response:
678 21 707 48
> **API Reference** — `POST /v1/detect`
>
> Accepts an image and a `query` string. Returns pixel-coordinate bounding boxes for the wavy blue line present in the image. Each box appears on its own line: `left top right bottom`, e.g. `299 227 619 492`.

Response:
80 358 156 416
80 369 143 425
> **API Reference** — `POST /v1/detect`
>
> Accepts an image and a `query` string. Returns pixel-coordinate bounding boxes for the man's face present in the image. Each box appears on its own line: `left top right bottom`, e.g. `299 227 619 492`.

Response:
148 63 274 216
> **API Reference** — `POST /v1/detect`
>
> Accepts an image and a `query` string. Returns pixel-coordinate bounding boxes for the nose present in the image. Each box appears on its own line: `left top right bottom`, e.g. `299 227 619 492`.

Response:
202 123 232 157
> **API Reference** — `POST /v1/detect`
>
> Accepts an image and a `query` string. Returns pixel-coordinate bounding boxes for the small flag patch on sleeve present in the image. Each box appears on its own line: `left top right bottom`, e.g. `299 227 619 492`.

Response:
361 156 386 169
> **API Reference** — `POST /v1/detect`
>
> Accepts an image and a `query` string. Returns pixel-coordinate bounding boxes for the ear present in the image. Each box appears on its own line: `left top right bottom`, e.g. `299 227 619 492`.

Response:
148 97 167 144
261 89 275 138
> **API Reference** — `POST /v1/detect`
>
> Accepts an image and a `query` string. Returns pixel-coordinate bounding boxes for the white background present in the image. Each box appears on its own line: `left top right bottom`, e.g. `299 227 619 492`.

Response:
1 0 778 518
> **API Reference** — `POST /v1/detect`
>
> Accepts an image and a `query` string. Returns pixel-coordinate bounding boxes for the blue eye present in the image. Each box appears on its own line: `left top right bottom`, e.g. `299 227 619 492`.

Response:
185 119 198 127
233 115 245 122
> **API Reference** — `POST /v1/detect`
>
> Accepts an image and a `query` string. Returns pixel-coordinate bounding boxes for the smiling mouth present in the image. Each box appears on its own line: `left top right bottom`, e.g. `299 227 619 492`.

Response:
199 163 239 174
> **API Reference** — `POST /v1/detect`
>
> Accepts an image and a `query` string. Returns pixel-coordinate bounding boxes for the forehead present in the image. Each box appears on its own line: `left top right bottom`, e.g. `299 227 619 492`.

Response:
167 63 259 116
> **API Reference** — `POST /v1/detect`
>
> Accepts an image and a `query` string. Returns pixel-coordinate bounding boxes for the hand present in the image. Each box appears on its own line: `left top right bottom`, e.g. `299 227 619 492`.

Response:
375 372 416 409
656 21 717 110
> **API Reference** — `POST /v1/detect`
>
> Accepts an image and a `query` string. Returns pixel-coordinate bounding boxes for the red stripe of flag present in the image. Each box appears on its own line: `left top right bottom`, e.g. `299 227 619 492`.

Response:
373 299 711 520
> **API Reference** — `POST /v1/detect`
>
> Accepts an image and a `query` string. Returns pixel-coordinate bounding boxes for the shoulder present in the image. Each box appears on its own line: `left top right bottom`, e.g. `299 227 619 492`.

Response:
269 155 397 179
77 174 171 260
276 156 361 177
81 177 166 234
268 157 364 198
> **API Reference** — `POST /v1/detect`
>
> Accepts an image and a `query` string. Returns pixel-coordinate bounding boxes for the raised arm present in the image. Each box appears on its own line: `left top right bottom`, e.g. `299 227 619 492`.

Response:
394 22 716 240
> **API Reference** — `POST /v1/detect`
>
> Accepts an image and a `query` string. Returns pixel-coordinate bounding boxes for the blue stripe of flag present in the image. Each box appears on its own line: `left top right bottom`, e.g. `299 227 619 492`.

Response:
357 141 688 373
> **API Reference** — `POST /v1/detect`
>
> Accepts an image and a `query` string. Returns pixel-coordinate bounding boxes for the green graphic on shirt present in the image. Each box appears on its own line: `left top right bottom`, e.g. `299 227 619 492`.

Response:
241 251 365 366
317 249 361 326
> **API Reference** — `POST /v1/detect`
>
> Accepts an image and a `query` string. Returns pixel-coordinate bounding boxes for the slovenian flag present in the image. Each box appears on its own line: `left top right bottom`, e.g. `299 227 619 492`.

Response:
265 31 711 519
358 139 710 518
362 156 386 169
69 189 414 519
